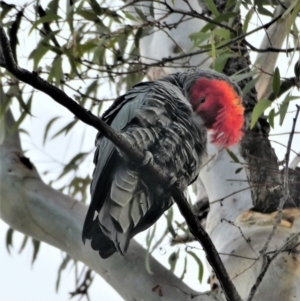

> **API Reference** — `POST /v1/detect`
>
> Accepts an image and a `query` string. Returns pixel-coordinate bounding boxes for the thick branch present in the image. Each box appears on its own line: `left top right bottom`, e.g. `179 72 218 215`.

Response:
0 25 241 301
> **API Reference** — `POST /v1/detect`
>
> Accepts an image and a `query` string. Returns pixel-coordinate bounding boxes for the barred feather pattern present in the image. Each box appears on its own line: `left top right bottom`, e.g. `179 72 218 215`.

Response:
83 69 244 258
83 79 207 258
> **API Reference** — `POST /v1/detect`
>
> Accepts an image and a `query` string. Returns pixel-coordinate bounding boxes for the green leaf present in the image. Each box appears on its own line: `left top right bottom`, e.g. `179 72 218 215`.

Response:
186 250 204 283
189 32 210 47
257 5 273 17
251 99 272 129
272 67 280 97
16 91 33 116
214 52 236 73
0 93 12 119
51 119 78 140
149 2 154 18
168 250 180 272
268 108 275 128
150 231 169 253
134 7 147 22
166 207 176 238
201 12 237 32
54 56 63 87
226 0 237 8
81 80 99 104
57 152 88 180
230 0 242 18
63 48 81 79
66 0 75 33
47 0 59 15
243 7 254 33
231 69 257 82
235 167 243 174
268 79 296 101
76 8 99 21
124 11 138 22
47 56 63 86
29 30 61 70
282 0 298 19
203 0 219 16
76 40 98 57
287 1 300 44
226 149 240 163
242 76 259 97
43 116 61 145
180 255 188 280
279 94 294 125
211 36 216 66
212 28 230 40
117 33 128 53
145 224 156 275
283 96 299 102
29 14 61 35
56 255 72 291
10 110 27 133
88 0 103 15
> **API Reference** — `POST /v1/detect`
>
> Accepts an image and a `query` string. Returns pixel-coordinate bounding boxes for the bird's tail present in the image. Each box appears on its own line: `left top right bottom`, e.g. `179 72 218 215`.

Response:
84 218 117 259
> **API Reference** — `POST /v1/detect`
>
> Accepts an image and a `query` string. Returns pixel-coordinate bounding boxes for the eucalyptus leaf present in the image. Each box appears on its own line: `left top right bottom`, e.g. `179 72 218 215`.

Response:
203 0 219 16
272 67 280 97
56 255 72 291
226 149 240 163
168 250 180 272
186 250 204 283
29 14 61 35
251 99 272 129
268 108 275 128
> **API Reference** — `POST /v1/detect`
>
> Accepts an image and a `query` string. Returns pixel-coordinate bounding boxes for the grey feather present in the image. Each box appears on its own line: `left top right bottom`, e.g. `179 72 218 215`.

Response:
82 70 218 258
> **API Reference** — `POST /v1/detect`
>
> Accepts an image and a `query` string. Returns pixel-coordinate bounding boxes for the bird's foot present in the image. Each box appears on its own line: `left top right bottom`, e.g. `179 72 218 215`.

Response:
141 151 154 166
167 173 178 189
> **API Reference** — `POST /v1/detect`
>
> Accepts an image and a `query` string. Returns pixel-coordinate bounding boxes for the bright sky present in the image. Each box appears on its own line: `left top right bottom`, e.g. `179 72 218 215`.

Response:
1 1 300 301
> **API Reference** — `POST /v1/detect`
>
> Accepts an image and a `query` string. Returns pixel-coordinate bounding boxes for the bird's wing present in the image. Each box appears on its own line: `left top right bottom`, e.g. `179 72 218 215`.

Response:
82 82 157 251
83 80 204 258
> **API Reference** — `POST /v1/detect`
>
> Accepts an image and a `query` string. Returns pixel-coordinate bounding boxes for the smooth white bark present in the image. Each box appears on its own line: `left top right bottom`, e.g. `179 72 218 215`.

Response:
200 138 300 300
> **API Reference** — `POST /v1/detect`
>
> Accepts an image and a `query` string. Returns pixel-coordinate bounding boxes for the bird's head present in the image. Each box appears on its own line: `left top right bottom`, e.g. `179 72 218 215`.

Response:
189 76 244 148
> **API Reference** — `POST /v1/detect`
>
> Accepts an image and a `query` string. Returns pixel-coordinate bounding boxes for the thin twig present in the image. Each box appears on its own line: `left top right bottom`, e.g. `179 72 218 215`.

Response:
221 219 258 256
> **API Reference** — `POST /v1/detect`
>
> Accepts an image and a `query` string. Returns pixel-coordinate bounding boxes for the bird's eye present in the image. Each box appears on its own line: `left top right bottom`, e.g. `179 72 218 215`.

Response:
199 97 206 105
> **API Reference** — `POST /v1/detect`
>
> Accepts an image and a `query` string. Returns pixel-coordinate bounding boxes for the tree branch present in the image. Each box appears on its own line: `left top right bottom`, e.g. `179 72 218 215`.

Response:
0 24 241 301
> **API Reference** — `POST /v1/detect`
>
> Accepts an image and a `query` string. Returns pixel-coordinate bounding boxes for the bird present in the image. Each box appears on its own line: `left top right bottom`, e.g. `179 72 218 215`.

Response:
82 69 245 258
